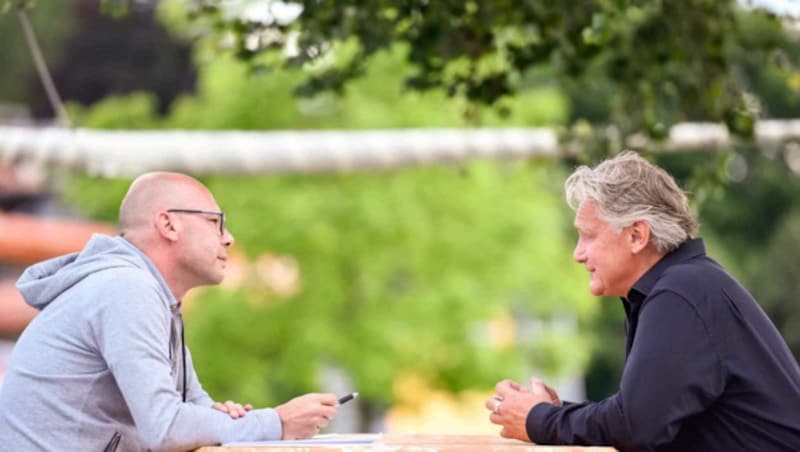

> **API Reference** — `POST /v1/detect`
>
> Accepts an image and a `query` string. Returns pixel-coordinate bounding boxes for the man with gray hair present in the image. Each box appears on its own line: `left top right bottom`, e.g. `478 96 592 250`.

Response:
0 172 338 451
487 152 800 451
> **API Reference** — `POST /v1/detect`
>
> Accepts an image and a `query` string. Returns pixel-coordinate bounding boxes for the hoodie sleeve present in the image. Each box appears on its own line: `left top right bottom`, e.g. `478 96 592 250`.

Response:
184 348 215 407
94 272 282 450
526 289 724 448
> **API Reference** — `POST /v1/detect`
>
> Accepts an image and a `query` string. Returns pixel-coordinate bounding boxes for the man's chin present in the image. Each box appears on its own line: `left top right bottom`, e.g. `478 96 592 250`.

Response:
589 282 605 296
200 272 225 286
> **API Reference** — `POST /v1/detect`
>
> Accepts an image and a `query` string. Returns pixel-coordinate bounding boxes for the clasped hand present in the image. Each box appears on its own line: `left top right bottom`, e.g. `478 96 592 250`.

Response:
212 400 253 419
485 378 562 442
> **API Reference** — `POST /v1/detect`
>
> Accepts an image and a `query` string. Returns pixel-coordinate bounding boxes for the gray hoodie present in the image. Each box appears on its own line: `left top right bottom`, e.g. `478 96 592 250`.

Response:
0 234 281 451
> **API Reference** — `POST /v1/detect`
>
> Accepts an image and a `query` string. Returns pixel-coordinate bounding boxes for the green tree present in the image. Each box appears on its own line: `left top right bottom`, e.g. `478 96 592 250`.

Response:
747 210 800 354
159 0 798 138
0 1 73 109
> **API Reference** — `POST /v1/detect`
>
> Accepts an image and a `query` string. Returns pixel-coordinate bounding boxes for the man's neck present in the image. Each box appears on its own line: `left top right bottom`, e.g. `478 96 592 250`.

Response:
623 248 667 297
125 236 189 301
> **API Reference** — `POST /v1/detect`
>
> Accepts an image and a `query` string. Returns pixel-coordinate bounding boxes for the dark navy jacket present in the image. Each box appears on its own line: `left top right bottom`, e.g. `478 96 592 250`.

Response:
526 239 800 451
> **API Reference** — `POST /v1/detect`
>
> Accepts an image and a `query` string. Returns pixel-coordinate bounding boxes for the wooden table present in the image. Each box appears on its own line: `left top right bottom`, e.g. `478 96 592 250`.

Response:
196 434 617 451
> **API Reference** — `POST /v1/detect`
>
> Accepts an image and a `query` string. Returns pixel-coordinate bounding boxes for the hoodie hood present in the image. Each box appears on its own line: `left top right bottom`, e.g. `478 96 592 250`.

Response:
16 234 175 310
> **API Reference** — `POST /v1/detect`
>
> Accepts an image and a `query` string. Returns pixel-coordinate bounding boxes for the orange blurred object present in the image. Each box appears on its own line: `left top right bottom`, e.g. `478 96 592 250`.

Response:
0 212 115 264
0 212 114 335
0 282 36 336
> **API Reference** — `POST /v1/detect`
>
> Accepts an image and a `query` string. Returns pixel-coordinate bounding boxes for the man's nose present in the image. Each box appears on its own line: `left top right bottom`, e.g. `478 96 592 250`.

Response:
573 241 585 263
222 228 235 247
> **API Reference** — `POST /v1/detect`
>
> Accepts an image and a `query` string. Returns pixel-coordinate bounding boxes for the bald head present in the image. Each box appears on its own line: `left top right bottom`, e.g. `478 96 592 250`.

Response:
118 172 233 298
119 172 215 237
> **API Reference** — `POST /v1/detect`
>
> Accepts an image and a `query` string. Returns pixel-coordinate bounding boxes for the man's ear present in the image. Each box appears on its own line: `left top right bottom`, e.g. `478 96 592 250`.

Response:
629 220 651 254
156 211 180 242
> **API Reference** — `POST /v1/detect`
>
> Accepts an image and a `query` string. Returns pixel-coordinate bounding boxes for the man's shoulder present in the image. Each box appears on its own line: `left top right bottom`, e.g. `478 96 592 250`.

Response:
85 265 161 291
653 256 730 300
76 266 169 314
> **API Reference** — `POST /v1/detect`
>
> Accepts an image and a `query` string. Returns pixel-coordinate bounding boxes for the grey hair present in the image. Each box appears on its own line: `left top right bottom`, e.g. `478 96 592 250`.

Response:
565 151 699 253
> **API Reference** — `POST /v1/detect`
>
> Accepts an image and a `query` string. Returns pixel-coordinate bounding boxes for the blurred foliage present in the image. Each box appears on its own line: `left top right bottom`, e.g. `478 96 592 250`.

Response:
583 297 624 401
0 1 73 107
0 0 195 117
67 92 162 129
31 0 195 117
152 0 799 139
69 46 568 130
100 0 129 18
747 210 800 354
0 0 34 14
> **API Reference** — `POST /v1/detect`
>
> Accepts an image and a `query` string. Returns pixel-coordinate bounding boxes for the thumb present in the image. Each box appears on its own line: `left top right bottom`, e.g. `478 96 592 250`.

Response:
544 384 562 406
529 378 549 398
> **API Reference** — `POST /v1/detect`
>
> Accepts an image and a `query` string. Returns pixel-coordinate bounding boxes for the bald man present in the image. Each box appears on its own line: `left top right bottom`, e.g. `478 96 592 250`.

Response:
0 173 338 451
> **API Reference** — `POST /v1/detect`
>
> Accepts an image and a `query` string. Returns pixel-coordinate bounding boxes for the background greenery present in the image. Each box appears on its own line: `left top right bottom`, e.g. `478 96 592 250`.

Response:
3 0 800 425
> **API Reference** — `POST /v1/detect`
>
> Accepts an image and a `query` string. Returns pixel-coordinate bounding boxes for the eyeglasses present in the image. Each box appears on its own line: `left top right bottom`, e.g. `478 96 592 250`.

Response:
166 209 226 236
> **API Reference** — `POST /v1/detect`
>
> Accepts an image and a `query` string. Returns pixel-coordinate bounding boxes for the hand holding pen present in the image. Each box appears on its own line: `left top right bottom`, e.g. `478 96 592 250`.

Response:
337 392 359 406
276 393 338 440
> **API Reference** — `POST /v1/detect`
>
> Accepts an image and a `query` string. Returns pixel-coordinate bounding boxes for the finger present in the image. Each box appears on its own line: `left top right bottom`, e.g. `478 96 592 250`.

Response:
212 402 230 413
225 401 244 418
224 401 239 415
495 383 517 398
320 406 337 420
316 393 339 406
244 404 253 411
225 401 241 410
485 396 502 412
544 385 561 405
489 413 504 425
494 379 513 394
500 427 512 439
529 378 550 397
529 377 544 390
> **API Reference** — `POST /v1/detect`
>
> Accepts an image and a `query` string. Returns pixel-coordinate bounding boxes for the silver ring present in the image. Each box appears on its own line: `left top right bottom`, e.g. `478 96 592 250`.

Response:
492 398 502 414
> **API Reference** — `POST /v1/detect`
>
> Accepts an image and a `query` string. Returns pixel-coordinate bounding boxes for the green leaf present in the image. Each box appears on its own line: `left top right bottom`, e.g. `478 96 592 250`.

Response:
100 0 129 18
0 0 35 14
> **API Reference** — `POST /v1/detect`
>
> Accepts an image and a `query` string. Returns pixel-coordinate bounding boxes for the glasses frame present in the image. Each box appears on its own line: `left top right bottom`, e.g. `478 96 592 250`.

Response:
166 209 226 236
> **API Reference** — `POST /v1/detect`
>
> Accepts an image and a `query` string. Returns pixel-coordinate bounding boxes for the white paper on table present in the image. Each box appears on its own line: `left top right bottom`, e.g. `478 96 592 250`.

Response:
223 433 381 446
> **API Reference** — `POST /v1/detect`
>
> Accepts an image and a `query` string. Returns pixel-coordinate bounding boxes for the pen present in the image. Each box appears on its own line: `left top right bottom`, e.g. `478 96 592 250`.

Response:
337 392 359 405
103 431 121 452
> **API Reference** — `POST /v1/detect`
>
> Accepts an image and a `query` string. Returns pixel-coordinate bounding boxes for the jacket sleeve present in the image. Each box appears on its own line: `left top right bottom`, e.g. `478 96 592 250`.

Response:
526 290 725 448
96 275 282 451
